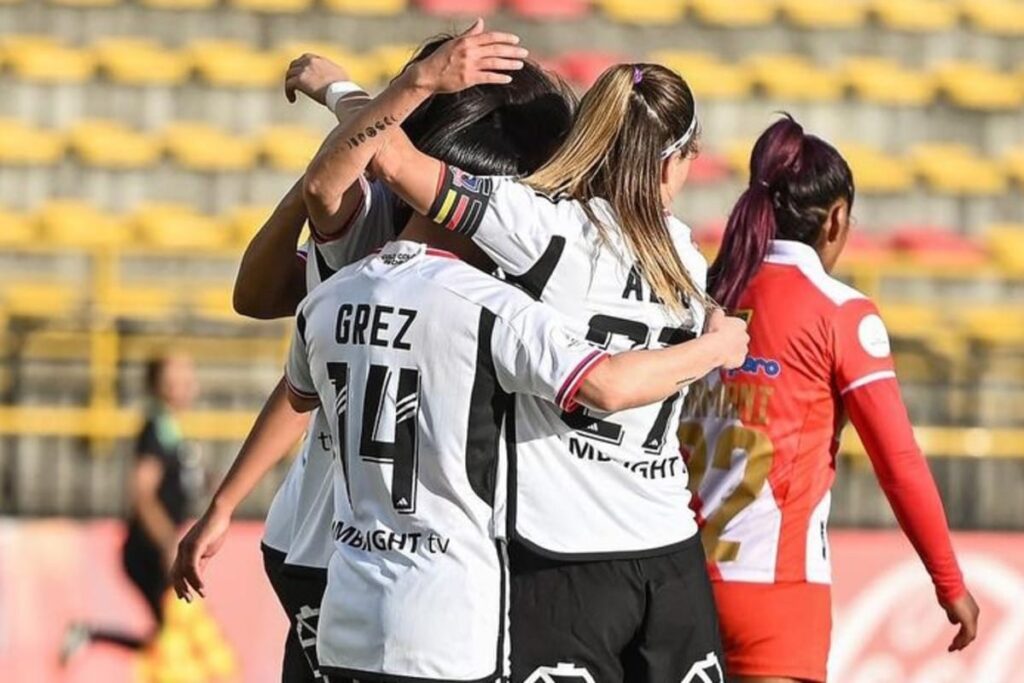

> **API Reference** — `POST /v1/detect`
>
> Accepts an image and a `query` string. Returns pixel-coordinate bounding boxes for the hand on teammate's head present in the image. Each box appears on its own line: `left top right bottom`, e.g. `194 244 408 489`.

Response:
943 590 980 652
285 53 350 104
405 18 529 94
706 308 749 370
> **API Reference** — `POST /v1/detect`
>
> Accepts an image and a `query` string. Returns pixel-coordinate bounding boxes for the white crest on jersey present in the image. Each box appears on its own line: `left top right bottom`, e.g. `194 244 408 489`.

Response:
524 663 597 683
857 313 891 358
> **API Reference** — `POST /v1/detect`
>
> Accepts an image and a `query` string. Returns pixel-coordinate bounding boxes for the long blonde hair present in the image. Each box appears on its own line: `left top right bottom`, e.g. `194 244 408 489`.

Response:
526 63 707 314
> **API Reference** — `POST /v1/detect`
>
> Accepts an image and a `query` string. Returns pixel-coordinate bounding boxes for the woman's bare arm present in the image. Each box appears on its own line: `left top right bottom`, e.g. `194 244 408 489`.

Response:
171 378 311 600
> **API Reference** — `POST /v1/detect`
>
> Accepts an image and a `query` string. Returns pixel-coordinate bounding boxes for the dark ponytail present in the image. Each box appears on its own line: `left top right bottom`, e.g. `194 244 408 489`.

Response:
708 114 855 310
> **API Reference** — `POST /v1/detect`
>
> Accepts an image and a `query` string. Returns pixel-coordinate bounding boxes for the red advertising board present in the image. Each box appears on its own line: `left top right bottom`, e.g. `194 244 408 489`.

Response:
2 521 1022 682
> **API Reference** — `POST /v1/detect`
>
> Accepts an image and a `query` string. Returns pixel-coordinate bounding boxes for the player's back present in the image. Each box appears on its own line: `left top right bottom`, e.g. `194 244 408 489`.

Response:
289 239 600 681
681 240 880 585
432 168 710 557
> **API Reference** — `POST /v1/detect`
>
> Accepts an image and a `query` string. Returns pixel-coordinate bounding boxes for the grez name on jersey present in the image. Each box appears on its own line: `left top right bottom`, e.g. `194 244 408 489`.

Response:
336 303 417 350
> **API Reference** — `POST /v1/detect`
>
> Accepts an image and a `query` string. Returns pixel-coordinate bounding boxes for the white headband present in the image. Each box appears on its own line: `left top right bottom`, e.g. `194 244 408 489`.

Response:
661 108 699 159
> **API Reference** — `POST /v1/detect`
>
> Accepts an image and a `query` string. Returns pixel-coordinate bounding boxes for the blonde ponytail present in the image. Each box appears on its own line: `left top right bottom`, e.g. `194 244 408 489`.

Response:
526 64 708 316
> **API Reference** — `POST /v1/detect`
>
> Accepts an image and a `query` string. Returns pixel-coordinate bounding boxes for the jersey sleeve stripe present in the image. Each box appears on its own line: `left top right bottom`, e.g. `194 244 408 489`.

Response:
839 370 897 395
556 350 610 412
284 375 318 401
296 249 308 262
446 195 469 231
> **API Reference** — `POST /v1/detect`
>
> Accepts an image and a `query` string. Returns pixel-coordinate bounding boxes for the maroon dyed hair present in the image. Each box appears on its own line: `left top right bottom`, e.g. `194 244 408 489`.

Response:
708 114 855 310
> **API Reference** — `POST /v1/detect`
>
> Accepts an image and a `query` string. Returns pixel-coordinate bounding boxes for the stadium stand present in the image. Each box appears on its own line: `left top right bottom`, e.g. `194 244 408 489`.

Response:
0 0 1022 527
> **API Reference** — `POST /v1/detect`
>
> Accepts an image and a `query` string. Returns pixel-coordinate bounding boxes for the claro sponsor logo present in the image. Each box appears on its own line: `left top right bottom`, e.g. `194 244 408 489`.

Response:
726 356 781 379
831 554 1024 682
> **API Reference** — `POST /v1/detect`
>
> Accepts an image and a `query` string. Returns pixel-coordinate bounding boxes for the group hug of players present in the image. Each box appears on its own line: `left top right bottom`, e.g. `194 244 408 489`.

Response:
170 20 980 683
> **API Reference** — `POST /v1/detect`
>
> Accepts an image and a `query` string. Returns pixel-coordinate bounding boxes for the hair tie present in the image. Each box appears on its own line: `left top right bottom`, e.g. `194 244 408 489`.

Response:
633 66 644 85
757 179 771 189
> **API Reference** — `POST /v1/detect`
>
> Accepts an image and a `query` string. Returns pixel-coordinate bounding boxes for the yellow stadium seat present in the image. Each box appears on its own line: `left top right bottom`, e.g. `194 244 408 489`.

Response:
50 0 120 6
37 199 130 248
4 40 95 83
139 0 216 7
723 139 754 177
959 307 1024 345
779 0 865 29
228 0 313 13
843 57 936 106
259 125 323 172
960 0 1024 37
0 119 66 165
69 120 162 169
870 0 958 32
0 208 35 247
878 303 944 343
98 285 177 320
373 44 419 81
839 142 915 194
190 286 238 321
910 144 1007 195
275 41 383 85
598 0 684 25
986 224 1024 274
225 204 276 244
323 0 406 14
133 203 232 250
690 0 776 27
93 38 189 86
934 61 1023 111
747 54 843 101
649 50 752 100
0 35 62 52
2 283 80 318
188 40 279 89
163 122 258 172
1002 147 1024 185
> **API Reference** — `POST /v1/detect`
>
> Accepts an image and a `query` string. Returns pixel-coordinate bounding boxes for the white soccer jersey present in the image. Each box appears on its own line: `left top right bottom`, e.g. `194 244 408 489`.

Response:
261 178 396 571
426 165 708 558
284 240 605 681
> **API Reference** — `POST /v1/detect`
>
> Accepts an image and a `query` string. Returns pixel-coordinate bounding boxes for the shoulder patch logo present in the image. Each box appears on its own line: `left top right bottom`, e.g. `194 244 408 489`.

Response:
857 314 891 358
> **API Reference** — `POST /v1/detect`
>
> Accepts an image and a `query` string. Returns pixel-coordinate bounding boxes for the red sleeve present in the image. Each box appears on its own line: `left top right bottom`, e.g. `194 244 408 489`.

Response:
843 371 966 605
833 298 896 393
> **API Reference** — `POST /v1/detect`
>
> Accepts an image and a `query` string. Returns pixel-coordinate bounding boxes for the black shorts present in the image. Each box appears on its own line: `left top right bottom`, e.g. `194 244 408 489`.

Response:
509 535 724 683
262 544 329 683
122 529 169 624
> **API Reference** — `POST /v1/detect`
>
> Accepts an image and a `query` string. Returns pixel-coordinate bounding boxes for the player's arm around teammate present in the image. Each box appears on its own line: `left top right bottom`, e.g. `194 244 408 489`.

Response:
234 58 369 318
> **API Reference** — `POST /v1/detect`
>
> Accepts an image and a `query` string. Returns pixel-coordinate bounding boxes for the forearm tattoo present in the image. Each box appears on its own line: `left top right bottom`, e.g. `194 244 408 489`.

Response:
345 114 398 149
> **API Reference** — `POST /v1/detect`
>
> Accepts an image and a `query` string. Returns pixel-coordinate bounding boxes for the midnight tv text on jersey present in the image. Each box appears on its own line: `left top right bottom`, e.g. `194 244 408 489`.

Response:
568 436 684 480
331 519 451 555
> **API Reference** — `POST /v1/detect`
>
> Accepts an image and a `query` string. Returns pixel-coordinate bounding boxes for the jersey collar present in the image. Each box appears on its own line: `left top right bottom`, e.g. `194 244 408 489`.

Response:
765 240 824 272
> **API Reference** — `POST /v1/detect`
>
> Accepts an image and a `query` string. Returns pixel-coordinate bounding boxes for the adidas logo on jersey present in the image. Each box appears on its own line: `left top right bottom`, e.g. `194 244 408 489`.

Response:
524 663 596 683
680 652 724 683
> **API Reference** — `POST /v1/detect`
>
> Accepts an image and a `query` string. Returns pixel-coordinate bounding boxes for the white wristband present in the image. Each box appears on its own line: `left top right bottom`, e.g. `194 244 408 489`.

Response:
325 81 367 118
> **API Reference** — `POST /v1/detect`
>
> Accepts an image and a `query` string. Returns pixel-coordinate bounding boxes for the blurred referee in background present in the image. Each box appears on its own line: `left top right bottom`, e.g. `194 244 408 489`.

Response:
61 353 200 663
